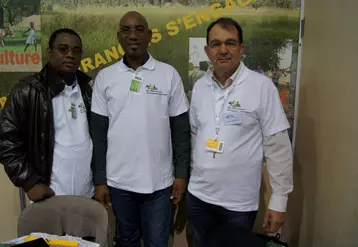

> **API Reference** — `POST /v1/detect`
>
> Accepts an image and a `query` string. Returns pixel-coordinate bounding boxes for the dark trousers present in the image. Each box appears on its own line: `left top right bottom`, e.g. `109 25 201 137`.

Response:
109 186 172 247
186 192 257 247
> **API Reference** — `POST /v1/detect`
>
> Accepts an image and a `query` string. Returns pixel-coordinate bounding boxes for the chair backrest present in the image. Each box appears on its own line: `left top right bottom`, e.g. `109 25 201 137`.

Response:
18 196 109 247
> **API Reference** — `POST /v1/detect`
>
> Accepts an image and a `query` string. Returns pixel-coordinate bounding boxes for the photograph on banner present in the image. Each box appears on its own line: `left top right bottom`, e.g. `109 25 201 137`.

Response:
39 0 300 79
0 0 42 72
189 37 297 140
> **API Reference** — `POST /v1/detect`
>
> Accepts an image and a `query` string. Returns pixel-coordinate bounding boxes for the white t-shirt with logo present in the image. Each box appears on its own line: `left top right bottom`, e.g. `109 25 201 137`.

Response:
91 55 189 194
188 63 290 212
51 83 94 198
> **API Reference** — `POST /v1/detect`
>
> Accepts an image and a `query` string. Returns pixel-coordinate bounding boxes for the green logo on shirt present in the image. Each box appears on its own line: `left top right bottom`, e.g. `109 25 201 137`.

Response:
145 84 167 96
229 100 241 107
78 102 86 113
227 100 241 111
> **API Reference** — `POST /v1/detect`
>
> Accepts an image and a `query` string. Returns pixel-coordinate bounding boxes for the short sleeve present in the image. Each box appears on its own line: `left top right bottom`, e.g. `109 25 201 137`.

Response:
169 69 189 117
259 86 290 137
189 84 199 132
91 71 108 117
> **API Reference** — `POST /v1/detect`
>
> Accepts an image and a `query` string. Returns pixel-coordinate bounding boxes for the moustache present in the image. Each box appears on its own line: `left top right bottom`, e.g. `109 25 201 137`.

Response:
216 57 232 60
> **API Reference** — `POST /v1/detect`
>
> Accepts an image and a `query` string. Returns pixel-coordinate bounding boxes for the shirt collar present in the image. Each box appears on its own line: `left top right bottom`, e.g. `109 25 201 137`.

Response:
62 75 79 95
205 62 245 88
118 53 156 72
64 74 77 87
40 63 92 98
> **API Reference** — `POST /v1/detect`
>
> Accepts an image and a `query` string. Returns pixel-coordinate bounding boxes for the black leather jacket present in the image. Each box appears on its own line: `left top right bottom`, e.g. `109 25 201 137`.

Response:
0 64 92 192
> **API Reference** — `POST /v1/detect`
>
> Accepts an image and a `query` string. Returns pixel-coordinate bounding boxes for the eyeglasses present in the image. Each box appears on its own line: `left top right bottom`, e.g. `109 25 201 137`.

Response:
209 40 241 51
52 45 83 56
119 27 148 36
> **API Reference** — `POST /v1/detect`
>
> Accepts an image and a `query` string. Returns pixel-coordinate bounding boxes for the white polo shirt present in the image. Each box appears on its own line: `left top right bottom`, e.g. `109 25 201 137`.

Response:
50 82 94 198
91 55 189 194
188 62 290 212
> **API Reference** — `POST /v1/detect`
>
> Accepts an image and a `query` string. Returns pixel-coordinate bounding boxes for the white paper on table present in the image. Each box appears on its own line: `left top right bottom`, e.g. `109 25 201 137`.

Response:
2 233 99 247
2 236 27 245
30 233 100 247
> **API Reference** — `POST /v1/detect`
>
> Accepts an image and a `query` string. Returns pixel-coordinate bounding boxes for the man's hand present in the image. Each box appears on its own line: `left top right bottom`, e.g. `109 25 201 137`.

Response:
171 178 186 205
263 209 285 233
27 184 55 202
174 198 188 234
95 184 111 207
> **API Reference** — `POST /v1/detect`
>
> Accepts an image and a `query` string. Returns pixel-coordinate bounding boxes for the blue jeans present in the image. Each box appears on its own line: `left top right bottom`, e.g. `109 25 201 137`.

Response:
186 192 257 247
109 186 172 247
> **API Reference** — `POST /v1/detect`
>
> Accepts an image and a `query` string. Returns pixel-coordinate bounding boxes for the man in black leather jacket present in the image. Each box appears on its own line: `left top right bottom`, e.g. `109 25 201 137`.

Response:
0 28 93 202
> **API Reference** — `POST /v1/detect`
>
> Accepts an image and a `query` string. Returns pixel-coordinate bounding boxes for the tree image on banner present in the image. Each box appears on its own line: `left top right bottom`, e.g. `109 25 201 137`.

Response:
0 0 41 25
243 36 289 72
252 0 301 9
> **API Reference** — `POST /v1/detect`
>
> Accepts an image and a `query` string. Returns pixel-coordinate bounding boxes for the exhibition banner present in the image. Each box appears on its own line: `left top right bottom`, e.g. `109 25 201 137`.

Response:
0 0 300 139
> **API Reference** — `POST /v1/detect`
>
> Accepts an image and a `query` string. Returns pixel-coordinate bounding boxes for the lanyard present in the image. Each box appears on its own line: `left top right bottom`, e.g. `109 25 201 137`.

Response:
210 80 237 140
210 64 242 140
69 85 79 119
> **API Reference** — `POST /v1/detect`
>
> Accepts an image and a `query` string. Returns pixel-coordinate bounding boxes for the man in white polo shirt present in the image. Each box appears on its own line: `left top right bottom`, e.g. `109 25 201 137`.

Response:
187 17 293 247
90 11 190 247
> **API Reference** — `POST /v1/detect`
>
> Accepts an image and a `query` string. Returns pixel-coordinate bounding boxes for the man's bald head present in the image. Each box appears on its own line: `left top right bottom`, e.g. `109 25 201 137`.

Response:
117 11 152 59
119 11 149 30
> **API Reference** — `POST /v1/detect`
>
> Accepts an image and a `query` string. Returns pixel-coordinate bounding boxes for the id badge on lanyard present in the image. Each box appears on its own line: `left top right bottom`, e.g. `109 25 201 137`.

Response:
69 91 78 119
70 103 77 119
130 74 143 92
205 80 237 158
